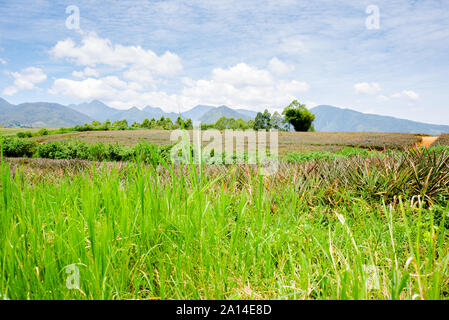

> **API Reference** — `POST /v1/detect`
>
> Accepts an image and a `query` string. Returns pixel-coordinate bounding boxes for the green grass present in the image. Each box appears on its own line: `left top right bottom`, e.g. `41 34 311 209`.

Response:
1 147 449 300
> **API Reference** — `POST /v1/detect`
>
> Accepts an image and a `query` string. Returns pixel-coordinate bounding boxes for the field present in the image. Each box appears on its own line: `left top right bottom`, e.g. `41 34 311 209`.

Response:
432 134 449 147
27 129 422 155
1 130 448 300
0 128 45 136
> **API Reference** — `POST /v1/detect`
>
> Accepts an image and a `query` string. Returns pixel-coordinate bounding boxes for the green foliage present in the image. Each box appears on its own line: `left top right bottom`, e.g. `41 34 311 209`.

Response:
214 116 251 130
283 100 315 132
1 137 37 157
16 131 33 138
254 109 272 131
1 149 449 299
38 128 49 136
35 139 171 164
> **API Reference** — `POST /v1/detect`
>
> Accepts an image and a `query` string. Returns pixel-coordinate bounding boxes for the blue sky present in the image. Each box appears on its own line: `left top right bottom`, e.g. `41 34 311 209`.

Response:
0 0 448 124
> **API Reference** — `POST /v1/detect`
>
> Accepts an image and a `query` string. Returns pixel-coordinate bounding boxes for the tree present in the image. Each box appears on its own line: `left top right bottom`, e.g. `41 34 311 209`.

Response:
262 109 271 129
175 116 184 129
253 112 264 130
282 100 315 132
184 118 193 129
156 116 165 128
253 109 272 130
142 118 150 128
164 118 173 130
270 111 284 130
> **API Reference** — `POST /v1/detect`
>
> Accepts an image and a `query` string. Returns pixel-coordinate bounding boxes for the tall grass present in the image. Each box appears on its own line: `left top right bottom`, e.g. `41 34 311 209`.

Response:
0 147 448 299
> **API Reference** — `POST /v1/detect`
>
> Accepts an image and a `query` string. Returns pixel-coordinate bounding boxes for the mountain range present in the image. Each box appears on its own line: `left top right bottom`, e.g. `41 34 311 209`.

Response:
1 97 448 135
309 105 449 135
66 100 254 124
0 98 92 128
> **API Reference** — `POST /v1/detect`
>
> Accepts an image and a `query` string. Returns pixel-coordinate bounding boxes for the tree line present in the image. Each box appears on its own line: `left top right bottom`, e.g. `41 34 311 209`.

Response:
94 100 315 132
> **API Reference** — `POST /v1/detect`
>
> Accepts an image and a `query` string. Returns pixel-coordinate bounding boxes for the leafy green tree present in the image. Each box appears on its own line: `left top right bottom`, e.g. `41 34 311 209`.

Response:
253 109 272 130
131 121 141 128
156 116 165 128
262 109 271 129
164 118 173 130
282 100 315 132
142 118 150 128
91 120 101 127
184 118 193 129
103 119 111 129
175 116 184 129
253 112 264 130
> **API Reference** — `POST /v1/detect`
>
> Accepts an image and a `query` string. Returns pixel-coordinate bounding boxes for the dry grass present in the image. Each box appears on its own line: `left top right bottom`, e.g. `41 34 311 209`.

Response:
29 130 421 155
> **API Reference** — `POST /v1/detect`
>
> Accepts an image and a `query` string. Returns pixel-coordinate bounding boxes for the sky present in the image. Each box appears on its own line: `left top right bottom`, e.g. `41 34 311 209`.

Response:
0 0 448 124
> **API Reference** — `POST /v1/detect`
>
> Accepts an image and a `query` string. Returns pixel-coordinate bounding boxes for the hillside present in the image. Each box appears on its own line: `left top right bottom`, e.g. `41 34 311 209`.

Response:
68 100 118 122
0 100 93 128
180 105 215 121
199 106 252 124
311 105 449 135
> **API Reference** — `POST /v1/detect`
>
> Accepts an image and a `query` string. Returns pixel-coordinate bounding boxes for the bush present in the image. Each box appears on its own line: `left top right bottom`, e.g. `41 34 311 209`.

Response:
16 131 33 138
37 141 71 159
2 137 37 157
38 128 49 136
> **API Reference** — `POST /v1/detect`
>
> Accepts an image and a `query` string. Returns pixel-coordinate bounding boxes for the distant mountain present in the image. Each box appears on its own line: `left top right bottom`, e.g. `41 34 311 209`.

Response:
142 105 177 120
69 101 255 124
199 106 252 124
0 99 92 128
180 105 215 121
3 98 448 133
310 105 449 135
0 97 14 111
235 109 258 119
68 100 117 122
111 107 154 123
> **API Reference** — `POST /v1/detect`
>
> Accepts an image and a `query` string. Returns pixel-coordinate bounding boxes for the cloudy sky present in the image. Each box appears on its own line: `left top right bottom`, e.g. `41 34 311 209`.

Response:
0 0 448 124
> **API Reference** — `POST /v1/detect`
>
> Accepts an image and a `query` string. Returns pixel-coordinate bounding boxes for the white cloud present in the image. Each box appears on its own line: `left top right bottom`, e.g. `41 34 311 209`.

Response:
391 90 420 100
123 67 155 87
354 82 381 95
211 63 274 87
181 63 309 109
72 67 99 78
0 58 6 65
268 57 295 75
50 32 183 76
49 75 189 111
50 76 130 100
2 67 47 96
50 61 310 111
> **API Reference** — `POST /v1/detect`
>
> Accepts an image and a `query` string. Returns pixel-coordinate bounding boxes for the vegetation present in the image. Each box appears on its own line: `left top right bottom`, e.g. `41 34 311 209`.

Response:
1 146 449 299
283 100 315 132
432 134 449 147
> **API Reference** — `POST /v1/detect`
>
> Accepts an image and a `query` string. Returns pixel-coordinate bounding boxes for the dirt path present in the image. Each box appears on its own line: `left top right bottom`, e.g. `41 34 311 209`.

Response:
415 136 438 148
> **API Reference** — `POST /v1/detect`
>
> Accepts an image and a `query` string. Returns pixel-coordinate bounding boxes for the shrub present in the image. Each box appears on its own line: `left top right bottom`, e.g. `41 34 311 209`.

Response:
2 137 37 157
38 128 49 136
37 141 71 159
16 131 33 138
87 143 108 161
